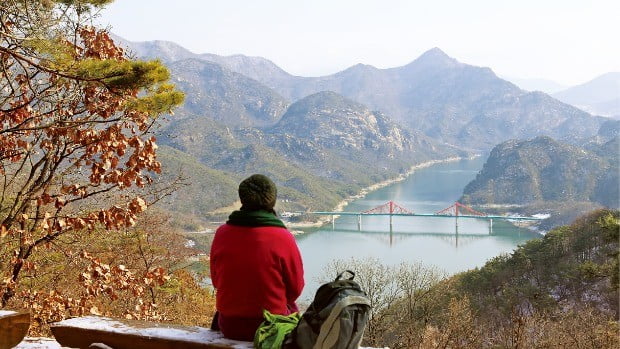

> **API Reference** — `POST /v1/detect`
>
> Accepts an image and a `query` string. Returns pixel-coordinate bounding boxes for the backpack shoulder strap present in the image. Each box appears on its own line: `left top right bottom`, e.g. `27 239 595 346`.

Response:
335 270 355 281
313 295 371 349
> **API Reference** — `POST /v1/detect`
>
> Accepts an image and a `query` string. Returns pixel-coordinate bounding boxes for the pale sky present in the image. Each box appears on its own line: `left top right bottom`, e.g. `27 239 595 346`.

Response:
97 0 620 86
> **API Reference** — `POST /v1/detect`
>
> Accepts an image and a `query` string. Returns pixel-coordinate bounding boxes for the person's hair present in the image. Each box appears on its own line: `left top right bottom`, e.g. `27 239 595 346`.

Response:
238 174 277 213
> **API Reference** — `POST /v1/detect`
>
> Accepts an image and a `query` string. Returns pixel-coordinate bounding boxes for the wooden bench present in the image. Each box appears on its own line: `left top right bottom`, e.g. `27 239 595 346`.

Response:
0 310 30 349
51 316 252 349
50 315 388 349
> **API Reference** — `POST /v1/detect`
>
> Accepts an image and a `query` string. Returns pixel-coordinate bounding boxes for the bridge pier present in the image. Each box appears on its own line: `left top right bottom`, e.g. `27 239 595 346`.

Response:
489 218 493 234
389 214 393 230
331 215 335 230
357 214 362 231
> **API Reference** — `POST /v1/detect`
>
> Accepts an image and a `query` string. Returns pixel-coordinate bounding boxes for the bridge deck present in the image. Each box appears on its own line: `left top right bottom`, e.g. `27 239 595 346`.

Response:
300 212 543 221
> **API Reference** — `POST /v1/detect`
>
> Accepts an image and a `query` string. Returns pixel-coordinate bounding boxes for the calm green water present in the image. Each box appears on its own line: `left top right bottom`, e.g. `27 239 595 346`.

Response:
295 157 540 301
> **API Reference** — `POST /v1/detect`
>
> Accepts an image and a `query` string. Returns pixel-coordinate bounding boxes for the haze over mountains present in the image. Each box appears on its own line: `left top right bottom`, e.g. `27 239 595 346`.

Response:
504 72 620 119
501 77 567 94
552 72 620 118
112 35 616 227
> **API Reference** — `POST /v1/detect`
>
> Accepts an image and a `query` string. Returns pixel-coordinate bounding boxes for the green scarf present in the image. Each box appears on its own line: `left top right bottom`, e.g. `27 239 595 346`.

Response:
227 209 286 228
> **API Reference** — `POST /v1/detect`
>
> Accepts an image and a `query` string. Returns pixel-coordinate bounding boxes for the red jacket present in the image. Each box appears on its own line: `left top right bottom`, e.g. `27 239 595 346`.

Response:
210 223 304 338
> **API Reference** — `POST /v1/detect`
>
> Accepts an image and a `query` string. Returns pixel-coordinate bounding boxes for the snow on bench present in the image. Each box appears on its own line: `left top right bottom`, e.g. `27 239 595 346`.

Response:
51 316 252 349
0 310 30 349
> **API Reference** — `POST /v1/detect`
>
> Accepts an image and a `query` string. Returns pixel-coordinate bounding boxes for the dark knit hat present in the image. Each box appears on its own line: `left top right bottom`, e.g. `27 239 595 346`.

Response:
238 174 277 211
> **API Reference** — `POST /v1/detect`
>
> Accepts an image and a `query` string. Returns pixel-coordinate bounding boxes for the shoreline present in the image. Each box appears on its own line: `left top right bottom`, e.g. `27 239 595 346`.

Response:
287 155 476 231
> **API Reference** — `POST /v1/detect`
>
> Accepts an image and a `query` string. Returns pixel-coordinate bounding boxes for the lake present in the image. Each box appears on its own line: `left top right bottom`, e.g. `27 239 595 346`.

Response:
295 157 540 301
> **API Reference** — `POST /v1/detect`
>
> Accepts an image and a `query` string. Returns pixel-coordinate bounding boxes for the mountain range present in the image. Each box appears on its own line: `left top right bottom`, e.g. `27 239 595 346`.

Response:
120 36 618 122
111 36 615 227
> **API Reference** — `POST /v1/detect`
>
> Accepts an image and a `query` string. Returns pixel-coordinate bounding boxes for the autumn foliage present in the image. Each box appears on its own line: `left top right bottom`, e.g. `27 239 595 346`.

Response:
0 0 187 324
13 208 216 335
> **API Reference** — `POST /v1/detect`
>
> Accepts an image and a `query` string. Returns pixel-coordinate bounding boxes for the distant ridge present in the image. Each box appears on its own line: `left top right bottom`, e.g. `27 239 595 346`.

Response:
503 76 567 94
111 35 300 89
553 72 620 118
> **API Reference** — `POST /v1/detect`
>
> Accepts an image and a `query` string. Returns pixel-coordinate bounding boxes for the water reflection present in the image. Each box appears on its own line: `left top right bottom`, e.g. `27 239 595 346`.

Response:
296 222 538 301
320 228 490 248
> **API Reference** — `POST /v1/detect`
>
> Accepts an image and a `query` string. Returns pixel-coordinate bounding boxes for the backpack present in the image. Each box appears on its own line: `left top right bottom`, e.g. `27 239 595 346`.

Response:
292 270 371 349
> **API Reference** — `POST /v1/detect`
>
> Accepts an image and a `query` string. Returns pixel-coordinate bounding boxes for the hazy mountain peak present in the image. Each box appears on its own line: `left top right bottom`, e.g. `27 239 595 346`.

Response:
350 63 378 70
111 35 196 62
422 47 450 57
410 47 460 68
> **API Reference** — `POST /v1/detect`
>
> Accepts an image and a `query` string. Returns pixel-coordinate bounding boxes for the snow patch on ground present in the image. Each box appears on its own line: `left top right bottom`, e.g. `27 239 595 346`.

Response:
532 213 551 219
0 310 17 317
15 337 62 349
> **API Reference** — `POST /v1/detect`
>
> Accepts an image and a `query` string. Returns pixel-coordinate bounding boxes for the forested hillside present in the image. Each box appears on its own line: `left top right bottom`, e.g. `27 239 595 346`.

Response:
331 209 619 348
462 136 617 206
460 126 619 228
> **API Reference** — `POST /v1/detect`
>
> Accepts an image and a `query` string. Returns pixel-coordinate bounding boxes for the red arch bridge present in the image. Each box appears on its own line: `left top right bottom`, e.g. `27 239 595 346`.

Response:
298 201 543 233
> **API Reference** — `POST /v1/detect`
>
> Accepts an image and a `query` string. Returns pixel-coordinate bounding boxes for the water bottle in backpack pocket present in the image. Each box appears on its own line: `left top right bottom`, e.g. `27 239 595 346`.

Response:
292 270 371 349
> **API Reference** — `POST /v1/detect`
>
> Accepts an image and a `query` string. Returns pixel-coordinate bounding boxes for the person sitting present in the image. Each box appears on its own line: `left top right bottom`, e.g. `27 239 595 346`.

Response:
209 174 305 341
